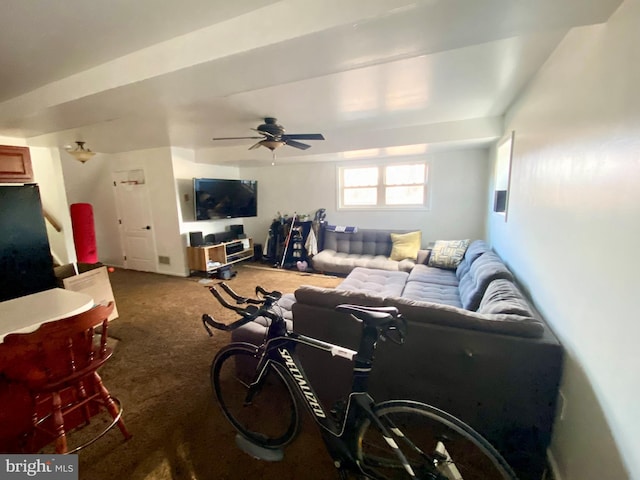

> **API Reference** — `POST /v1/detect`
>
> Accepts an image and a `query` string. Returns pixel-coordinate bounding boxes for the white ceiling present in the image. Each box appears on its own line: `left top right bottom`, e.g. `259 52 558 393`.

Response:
0 0 622 165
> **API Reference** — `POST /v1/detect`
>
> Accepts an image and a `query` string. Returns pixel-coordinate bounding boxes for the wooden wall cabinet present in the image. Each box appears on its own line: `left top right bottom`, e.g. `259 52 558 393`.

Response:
187 238 254 273
0 145 33 183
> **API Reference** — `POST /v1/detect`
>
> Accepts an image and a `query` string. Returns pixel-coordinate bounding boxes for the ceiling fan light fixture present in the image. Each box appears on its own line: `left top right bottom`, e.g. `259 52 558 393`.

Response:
65 141 96 163
260 140 285 151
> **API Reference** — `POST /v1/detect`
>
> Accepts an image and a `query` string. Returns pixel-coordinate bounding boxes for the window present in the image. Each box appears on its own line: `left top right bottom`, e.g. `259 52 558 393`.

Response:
339 162 428 209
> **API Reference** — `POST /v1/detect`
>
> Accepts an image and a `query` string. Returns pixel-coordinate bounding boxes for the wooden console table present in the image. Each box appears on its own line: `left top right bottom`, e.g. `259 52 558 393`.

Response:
187 238 254 273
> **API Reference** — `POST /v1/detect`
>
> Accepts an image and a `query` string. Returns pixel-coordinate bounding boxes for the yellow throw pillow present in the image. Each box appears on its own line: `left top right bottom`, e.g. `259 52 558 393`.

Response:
390 231 422 261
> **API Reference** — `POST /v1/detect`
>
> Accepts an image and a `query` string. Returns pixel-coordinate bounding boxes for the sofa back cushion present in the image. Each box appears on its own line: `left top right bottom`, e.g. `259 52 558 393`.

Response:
477 279 534 317
323 229 408 256
385 296 544 338
458 252 513 311
294 285 386 309
455 240 491 280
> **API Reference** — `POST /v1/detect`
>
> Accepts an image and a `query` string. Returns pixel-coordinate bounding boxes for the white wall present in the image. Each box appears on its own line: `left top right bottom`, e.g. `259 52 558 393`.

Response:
173 148 243 243
488 1 638 478
241 148 490 248
30 147 75 265
61 147 187 276
111 148 184 276
62 150 124 268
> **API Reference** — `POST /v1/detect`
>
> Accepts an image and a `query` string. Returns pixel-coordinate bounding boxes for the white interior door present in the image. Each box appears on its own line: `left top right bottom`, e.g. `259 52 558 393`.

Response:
112 170 157 272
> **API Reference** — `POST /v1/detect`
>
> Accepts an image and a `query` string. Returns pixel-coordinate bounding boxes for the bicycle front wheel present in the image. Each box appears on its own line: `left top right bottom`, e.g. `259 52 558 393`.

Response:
356 400 516 480
211 343 300 449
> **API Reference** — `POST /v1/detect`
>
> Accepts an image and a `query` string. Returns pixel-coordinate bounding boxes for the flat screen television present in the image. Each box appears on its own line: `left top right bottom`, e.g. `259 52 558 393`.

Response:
193 178 258 220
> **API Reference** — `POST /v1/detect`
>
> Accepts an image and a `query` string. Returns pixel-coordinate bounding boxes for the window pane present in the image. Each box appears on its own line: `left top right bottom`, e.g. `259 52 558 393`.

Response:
344 187 377 205
386 164 425 185
385 186 424 205
344 167 378 187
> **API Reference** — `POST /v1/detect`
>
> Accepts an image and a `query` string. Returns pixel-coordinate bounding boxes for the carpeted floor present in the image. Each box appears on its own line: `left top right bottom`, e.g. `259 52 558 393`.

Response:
76 263 343 480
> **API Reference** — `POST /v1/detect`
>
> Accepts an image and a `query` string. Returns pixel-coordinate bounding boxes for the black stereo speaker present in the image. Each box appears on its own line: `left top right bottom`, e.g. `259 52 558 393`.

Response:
205 231 235 244
189 231 204 247
229 224 244 239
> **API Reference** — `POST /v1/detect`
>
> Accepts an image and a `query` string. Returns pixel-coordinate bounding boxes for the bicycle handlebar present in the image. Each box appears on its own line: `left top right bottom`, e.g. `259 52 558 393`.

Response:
202 283 283 336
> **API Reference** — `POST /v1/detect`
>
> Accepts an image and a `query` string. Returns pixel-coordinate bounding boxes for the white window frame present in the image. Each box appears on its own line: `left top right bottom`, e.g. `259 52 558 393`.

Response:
337 161 430 210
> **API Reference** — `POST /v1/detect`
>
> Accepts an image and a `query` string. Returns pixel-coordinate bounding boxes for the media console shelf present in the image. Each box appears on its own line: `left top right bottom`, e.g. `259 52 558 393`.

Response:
187 238 254 273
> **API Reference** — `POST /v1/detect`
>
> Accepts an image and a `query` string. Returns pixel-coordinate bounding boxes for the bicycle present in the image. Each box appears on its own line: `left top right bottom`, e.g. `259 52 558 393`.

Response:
202 282 518 480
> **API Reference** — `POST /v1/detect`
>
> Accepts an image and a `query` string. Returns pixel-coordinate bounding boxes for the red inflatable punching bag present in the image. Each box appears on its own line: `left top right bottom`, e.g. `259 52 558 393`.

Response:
70 203 98 264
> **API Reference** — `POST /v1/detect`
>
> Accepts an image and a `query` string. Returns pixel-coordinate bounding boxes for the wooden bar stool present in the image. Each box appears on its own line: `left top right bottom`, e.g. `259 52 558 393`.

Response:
0 302 131 453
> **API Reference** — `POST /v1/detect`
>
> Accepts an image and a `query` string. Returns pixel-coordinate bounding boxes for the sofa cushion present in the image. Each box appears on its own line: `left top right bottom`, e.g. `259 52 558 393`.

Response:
455 240 491 280
323 229 400 256
401 282 462 307
428 239 470 269
294 285 386 310
390 231 421 261
407 264 458 286
458 252 514 311
337 267 409 297
385 296 544 338
311 251 413 275
478 279 534 317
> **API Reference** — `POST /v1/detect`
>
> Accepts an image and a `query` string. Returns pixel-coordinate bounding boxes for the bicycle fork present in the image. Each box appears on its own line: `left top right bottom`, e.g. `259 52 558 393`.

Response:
361 406 420 479
330 394 421 480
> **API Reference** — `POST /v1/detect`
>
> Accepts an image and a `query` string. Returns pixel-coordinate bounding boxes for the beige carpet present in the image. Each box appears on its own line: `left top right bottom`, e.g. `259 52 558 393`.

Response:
76 263 343 480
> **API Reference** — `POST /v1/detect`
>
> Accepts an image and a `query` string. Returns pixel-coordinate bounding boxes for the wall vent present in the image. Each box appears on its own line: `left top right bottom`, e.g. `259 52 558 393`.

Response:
158 256 170 265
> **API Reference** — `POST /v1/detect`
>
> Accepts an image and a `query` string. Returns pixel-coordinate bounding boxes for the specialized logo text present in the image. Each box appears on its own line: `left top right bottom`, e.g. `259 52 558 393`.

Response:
279 348 326 418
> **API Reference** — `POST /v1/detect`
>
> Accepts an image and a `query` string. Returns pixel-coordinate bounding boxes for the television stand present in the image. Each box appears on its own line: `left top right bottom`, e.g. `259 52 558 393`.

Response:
187 238 254 274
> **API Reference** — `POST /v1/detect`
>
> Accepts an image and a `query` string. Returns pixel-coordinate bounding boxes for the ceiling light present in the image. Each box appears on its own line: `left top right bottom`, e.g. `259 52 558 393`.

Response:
260 140 285 151
65 141 96 163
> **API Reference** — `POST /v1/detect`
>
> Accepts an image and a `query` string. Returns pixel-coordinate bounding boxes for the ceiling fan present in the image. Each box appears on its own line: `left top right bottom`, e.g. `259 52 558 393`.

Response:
212 117 325 151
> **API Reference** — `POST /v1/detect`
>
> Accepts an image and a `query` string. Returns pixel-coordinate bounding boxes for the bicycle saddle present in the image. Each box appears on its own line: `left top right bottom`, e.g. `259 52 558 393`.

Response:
335 304 399 328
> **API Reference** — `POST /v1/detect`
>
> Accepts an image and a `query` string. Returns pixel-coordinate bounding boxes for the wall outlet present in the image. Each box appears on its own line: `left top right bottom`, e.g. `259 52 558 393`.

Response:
158 255 170 265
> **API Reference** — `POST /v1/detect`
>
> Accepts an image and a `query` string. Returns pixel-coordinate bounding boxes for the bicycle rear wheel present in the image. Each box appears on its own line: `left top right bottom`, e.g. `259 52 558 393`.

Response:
211 343 300 449
356 400 516 480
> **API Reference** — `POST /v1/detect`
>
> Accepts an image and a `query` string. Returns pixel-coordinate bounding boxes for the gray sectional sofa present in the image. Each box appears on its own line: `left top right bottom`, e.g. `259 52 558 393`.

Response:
232 239 563 480
311 227 429 275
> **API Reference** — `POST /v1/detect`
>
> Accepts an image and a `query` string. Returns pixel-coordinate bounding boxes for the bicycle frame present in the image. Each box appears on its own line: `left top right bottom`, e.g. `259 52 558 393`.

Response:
246 321 414 477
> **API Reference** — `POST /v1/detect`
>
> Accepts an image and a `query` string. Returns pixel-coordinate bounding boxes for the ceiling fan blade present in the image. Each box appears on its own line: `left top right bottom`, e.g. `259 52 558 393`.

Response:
248 141 264 150
251 128 276 139
285 139 311 150
283 133 325 141
212 136 264 140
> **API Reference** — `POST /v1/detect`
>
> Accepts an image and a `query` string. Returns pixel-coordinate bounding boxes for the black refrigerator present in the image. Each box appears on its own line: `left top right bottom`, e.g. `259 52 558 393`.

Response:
0 184 56 302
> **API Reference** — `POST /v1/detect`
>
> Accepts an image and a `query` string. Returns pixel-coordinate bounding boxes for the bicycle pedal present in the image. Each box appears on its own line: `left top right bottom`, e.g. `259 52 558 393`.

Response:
235 434 284 462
